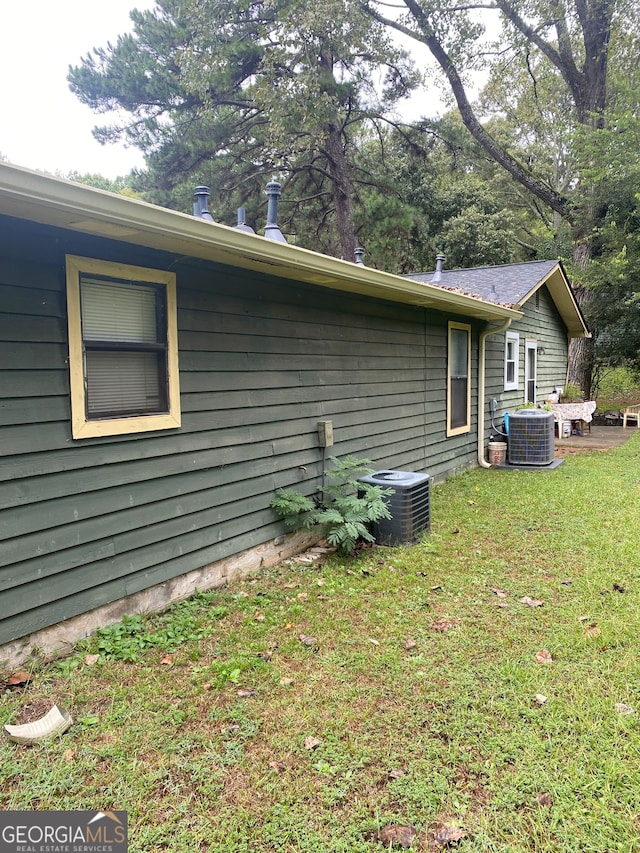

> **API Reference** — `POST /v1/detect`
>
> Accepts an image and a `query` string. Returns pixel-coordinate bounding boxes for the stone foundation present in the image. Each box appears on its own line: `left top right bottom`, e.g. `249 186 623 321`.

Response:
0 530 320 670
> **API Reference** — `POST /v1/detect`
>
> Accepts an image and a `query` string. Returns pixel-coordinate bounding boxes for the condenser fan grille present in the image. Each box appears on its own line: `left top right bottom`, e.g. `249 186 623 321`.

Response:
508 410 555 465
358 470 430 545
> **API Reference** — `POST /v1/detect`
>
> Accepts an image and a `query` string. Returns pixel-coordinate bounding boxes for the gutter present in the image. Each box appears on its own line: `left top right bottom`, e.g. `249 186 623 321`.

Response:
0 162 521 323
478 318 513 469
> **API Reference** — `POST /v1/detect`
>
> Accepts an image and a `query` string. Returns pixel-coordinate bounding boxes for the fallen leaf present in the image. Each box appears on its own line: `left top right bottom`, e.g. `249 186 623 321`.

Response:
389 769 406 780
83 654 100 666
361 568 373 577
434 823 467 846
578 615 590 622
236 688 255 698
284 623 296 630
64 748 75 764
468 500 476 505
317 594 329 600
296 592 308 601
258 650 273 661
585 624 601 638
495 601 509 609
613 583 626 593
283 582 298 589
368 638 380 646
255 612 266 622
221 724 241 733
299 634 318 647
491 588 508 598
316 579 325 586
404 639 417 650
614 703 634 715
433 619 455 632
534 693 548 705
519 596 543 607
280 677 294 686
269 760 286 773
304 736 321 750
535 649 553 665
378 824 417 848
6 671 31 687
537 792 553 807
560 578 573 585
431 584 443 591
159 654 174 666
451 528 460 534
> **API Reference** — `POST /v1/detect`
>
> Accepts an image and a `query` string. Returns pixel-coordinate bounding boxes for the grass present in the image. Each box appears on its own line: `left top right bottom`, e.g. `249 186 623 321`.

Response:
2 435 640 851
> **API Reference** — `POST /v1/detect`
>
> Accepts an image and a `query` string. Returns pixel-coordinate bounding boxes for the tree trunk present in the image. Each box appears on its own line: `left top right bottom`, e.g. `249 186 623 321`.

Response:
567 235 594 398
324 116 358 261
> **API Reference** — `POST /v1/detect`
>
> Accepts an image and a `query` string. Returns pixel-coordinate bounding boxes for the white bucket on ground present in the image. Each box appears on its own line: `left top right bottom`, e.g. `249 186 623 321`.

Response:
487 441 507 466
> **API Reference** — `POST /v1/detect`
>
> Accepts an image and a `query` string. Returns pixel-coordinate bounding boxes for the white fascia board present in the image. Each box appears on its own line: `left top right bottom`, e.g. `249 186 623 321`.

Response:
0 162 521 323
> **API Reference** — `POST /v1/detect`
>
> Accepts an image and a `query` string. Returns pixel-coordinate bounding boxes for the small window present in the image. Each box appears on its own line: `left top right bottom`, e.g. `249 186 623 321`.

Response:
447 322 471 436
504 331 520 391
66 256 181 439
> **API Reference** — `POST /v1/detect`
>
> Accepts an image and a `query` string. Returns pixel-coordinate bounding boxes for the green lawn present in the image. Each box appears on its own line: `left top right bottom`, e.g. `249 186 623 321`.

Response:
2 435 640 852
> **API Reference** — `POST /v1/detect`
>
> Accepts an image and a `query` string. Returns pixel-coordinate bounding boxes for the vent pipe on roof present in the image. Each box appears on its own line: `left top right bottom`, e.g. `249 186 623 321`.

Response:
354 247 365 266
235 207 255 234
193 186 214 221
431 253 445 282
264 181 287 243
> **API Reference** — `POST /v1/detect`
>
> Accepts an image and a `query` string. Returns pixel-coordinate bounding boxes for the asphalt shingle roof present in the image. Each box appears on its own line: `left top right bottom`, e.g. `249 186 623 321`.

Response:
405 260 560 307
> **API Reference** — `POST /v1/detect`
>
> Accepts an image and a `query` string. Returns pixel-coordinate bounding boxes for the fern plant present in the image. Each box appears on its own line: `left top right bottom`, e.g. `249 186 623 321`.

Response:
270 456 394 555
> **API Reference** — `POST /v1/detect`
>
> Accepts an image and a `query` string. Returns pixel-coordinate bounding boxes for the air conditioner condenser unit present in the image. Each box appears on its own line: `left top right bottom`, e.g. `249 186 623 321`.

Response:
358 469 430 545
507 410 555 466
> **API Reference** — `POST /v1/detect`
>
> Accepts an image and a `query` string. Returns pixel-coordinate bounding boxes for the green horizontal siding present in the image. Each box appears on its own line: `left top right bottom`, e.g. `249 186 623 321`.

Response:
0 213 485 647
484 286 569 438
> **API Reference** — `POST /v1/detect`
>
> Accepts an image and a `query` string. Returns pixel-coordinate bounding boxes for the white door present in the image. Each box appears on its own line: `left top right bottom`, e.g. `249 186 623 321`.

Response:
525 340 537 404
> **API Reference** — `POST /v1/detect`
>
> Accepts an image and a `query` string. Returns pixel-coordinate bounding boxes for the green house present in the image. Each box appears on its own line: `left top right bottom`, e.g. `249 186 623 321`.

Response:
0 163 588 665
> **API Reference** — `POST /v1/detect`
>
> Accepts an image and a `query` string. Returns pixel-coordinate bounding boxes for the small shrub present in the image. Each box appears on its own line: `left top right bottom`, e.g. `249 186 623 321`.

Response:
271 456 394 555
560 382 584 402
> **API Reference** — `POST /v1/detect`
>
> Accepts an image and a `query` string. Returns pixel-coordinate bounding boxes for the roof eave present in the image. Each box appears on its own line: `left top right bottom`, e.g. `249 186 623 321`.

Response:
518 263 590 338
0 162 520 323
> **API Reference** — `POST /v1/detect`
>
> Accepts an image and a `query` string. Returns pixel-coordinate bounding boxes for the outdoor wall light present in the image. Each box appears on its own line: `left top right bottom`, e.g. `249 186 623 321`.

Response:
537 346 546 356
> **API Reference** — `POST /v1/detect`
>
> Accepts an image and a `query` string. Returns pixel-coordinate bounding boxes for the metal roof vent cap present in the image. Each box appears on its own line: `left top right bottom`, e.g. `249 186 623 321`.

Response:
264 181 287 243
431 253 445 282
354 247 365 266
235 207 255 234
193 186 214 221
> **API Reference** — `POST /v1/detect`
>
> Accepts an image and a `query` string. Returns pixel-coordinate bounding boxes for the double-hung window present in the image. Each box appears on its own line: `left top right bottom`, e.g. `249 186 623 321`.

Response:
447 322 471 436
504 331 519 391
66 256 181 439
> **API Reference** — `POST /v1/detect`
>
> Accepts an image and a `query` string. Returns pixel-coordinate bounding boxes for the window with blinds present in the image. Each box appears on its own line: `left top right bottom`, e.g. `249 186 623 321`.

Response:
80 278 168 417
66 256 180 439
447 322 471 436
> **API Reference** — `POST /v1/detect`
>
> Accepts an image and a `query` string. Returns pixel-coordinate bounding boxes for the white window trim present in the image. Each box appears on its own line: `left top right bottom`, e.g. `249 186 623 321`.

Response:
504 331 520 391
447 321 471 437
66 255 181 439
524 338 537 405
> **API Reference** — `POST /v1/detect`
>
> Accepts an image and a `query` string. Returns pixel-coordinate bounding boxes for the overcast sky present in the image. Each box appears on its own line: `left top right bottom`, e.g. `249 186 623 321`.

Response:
2 0 155 179
1 1 455 182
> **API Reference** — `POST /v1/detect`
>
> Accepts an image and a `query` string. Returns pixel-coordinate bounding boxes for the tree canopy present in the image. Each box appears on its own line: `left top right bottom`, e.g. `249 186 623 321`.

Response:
68 0 640 385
